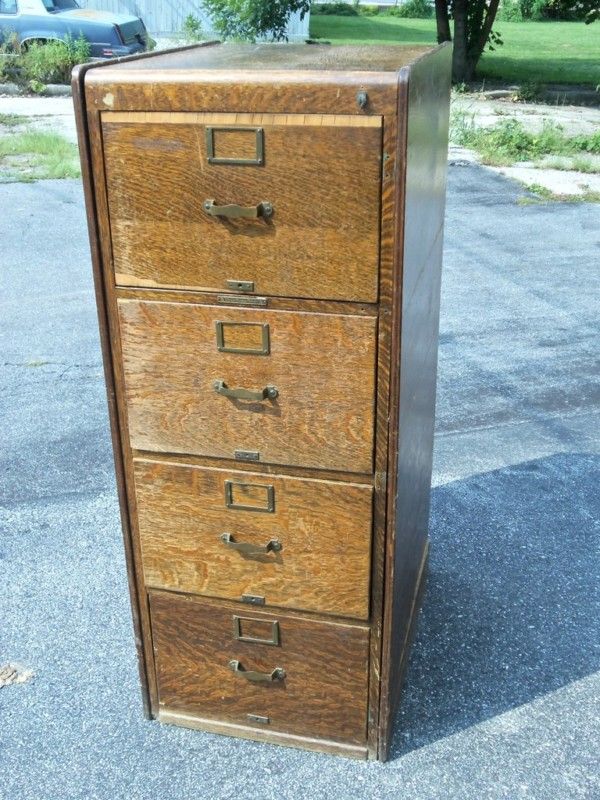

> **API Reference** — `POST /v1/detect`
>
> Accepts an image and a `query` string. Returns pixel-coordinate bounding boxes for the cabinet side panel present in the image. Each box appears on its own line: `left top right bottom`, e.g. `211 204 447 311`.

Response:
379 43 452 759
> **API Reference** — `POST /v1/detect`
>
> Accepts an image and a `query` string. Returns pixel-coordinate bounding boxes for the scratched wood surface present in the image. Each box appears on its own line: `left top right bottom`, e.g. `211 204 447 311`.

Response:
117 300 377 473
150 591 370 744
102 115 382 302
134 459 373 618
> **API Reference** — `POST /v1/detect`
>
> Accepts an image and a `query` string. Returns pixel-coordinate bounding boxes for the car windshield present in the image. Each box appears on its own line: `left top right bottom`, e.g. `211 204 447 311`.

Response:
42 0 80 12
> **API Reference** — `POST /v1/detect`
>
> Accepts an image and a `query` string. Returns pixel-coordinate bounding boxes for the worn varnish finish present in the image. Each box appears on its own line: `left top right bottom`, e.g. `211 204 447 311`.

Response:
74 42 451 760
133 459 373 618
102 112 382 302
150 591 370 745
118 300 377 473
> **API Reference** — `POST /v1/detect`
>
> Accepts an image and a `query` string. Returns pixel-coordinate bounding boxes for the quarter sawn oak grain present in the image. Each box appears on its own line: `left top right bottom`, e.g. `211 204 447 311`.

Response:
117 300 377 473
102 113 382 302
75 41 451 761
133 459 373 618
150 591 370 745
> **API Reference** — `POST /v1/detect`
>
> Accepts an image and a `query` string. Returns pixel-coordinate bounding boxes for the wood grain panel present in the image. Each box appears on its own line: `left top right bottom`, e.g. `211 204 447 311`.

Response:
378 44 452 760
133 459 373 618
102 115 382 301
150 591 370 744
117 301 377 473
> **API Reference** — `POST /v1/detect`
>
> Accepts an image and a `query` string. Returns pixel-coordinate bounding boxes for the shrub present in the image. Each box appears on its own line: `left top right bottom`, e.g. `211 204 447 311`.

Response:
312 2 360 15
0 31 20 82
182 13 204 42
451 114 600 166
388 0 433 19
497 0 524 21
21 35 90 85
359 4 380 15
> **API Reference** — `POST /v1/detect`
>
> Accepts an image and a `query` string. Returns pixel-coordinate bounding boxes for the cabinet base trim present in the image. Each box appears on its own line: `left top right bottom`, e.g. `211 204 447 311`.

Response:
157 709 368 760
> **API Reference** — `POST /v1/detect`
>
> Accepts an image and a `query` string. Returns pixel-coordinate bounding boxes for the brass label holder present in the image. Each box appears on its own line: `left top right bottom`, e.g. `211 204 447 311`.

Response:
225 480 275 513
233 615 280 646
215 321 270 355
206 126 265 166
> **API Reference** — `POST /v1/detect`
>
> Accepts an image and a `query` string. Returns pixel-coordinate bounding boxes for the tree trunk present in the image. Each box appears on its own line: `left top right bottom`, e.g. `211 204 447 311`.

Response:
435 0 451 43
451 0 476 83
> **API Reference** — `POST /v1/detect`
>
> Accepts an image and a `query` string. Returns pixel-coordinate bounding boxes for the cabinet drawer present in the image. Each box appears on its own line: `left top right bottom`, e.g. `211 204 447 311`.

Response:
118 300 377 473
101 112 382 302
150 592 370 745
134 460 373 619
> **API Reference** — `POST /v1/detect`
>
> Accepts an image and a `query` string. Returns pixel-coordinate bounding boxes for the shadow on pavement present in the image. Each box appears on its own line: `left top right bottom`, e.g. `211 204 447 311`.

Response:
391 452 600 758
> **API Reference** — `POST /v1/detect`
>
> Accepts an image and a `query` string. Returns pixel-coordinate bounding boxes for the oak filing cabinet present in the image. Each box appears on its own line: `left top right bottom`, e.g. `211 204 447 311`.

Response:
73 42 452 760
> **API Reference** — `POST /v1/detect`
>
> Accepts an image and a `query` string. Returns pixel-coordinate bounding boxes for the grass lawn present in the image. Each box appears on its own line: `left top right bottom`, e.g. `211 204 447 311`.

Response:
0 116 80 182
309 16 600 86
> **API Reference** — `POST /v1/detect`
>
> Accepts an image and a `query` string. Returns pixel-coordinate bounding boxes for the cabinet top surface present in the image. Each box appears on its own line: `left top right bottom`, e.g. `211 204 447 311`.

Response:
104 42 437 73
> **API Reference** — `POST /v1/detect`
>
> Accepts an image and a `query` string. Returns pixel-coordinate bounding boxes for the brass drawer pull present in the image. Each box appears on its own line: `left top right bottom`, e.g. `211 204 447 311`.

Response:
228 660 285 683
203 199 273 220
213 379 278 401
220 532 282 555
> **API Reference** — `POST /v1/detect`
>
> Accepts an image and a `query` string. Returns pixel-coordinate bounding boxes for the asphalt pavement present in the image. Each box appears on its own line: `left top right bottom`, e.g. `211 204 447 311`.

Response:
1 165 599 800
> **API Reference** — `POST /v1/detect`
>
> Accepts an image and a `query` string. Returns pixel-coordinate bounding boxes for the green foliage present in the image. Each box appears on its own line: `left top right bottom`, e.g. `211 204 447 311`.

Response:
201 0 310 40
312 3 359 15
497 0 524 21
513 79 542 101
388 0 433 18
20 36 91 85
0 31 19 82
451 113 600 166
359 4 380 16
182 13 204 41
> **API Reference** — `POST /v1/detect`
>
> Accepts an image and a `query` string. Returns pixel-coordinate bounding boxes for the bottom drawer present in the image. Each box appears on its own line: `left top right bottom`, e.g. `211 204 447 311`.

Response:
150 592 370 746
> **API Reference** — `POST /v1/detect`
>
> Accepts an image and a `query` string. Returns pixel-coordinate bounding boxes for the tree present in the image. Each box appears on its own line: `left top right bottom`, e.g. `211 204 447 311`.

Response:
436 0 597 84
202 0 310 42
435 0 503 83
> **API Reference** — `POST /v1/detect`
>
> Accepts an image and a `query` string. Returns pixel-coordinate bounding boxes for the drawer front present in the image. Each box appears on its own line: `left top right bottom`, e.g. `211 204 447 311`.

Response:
150 592 370 745
134 460 373 619
102 112 382 302
118 300 377 473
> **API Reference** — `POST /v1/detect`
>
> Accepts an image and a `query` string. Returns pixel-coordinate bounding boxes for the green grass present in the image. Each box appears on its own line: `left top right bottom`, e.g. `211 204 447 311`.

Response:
451 112 600 166
0 113 28 127
519 183 600 203
0 130 80 182
309 15 600 85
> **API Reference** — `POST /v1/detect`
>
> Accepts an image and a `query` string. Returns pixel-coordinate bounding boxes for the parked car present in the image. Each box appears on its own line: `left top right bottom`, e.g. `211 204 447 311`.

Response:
0 0 151 58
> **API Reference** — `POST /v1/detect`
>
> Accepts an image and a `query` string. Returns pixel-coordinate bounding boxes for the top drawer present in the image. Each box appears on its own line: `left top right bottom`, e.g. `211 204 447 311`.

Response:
101 112 382 302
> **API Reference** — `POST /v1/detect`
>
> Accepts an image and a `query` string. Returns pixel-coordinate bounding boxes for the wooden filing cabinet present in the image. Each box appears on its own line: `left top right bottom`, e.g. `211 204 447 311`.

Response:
73 42 451 760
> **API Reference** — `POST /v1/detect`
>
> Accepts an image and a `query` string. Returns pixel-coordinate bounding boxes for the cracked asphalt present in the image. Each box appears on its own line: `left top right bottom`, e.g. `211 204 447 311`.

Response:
1 166 599 800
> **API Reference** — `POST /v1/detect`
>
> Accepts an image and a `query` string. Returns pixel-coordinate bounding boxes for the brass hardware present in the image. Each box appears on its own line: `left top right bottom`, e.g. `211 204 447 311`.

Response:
228 660 285 683
217 295 267 308
221 533 282 556
225 480 275 513
206 126 265 166
213 380 278 402
215 321 270 355
233 616 280 646
226 280 254 293
235 451 260 462
247 714 270 725
242 594 265 605
203 199 273 220
356 90 368 109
